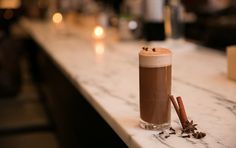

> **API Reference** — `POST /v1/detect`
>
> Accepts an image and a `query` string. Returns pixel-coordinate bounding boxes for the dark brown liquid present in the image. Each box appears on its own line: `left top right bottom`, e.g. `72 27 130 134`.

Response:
139 65 171 124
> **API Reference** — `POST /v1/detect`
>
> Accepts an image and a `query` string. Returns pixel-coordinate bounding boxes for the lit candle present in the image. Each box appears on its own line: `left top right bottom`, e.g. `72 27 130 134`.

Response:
52 12 63 24
227 45 236 81
51 12 67 34
93 26 105 39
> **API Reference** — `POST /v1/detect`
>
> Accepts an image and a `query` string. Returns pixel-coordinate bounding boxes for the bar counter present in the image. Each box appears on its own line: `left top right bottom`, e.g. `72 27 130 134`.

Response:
21 18 236 148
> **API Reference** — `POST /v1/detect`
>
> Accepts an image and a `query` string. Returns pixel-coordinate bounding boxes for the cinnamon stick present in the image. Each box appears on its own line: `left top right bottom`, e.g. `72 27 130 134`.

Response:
177 96 188 128
169 95 186 128
169 95 180 118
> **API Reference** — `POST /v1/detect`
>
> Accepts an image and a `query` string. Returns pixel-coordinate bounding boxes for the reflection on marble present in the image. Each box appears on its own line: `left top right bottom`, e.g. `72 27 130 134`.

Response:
21 19 236 148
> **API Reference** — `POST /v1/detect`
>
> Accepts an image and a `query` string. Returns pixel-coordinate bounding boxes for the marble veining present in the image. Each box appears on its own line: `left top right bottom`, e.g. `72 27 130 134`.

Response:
21 19 236 148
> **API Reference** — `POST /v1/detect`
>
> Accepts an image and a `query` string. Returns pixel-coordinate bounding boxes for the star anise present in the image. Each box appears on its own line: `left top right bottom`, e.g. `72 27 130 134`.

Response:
182 120 197 134
192 132 206 139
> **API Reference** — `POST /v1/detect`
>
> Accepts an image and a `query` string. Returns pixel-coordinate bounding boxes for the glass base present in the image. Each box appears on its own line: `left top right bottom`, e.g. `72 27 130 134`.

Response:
139 120 170 130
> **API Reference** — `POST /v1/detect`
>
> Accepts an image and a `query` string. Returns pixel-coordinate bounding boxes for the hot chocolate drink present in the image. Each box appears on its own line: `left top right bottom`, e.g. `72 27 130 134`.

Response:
139 47 172 130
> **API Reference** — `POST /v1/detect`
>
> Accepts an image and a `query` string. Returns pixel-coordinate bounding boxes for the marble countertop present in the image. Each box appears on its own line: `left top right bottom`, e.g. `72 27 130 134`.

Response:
21 18 236 148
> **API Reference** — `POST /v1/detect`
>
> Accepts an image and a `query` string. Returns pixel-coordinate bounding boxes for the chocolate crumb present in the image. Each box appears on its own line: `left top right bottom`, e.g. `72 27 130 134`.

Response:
152 48 156 52
159 131 164 135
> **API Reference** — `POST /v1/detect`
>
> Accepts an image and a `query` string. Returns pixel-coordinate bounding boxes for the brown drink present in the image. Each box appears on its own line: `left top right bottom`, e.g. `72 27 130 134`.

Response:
139 47 172 130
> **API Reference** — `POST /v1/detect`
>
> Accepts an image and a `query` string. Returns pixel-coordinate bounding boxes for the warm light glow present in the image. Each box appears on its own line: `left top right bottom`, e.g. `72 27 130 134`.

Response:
128 20 138 30
93 26 104 39
52 12 63 24
0 0 21 9
95 42 105 55
164 6 172 38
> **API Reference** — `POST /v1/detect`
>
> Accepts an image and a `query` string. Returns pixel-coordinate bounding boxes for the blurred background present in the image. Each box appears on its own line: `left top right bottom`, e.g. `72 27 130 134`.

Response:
2 0 236 49
0 0 235 148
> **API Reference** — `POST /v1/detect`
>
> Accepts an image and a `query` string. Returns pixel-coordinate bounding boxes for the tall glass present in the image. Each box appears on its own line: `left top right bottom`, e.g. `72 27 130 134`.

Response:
139 47 172 130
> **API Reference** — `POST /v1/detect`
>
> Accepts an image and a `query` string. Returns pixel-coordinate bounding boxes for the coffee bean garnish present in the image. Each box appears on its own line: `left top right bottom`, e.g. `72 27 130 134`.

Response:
142 47 148 51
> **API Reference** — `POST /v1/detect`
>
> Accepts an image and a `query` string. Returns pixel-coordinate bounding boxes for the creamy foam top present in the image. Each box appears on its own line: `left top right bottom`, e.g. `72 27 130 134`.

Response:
139 47 172 67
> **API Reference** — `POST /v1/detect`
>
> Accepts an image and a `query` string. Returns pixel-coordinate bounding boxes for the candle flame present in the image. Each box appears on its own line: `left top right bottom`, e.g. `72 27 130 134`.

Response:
52 12 63 24
93 26 104 38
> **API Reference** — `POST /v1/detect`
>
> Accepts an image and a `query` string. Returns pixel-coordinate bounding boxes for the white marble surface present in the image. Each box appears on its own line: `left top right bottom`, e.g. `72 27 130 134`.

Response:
21 18 236 148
